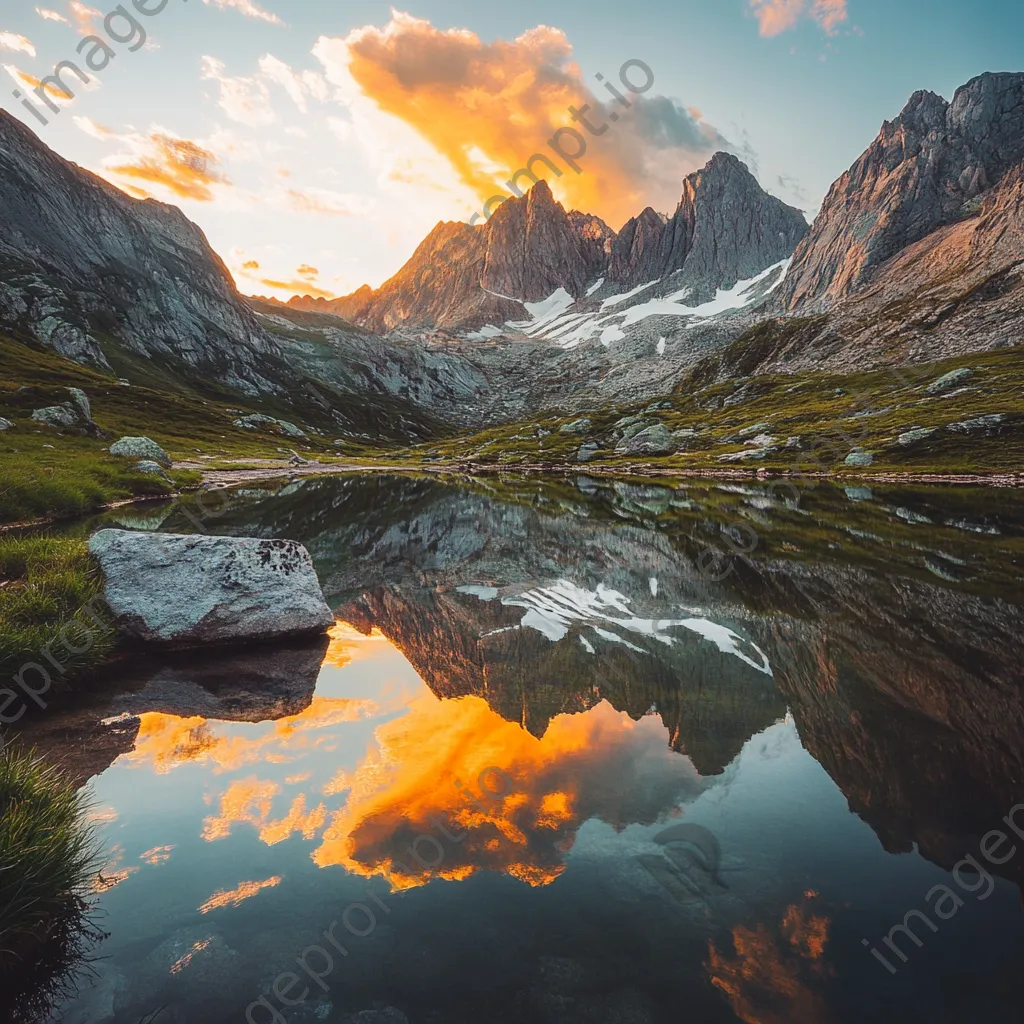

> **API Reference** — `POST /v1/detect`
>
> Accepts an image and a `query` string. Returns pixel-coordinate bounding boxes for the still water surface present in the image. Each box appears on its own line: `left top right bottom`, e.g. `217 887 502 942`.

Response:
17 473 1024 1023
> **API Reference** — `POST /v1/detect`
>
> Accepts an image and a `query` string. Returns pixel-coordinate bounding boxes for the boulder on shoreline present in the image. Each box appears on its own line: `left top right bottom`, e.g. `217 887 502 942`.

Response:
88 530 335 647
110 436 172 468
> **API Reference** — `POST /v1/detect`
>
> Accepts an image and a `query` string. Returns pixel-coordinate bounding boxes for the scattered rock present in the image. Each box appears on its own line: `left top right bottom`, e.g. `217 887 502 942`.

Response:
88 530 335 647
896 427 938 446
616 423 677 456
717 447 775 462
234 413 308 439
844 486 874 501
844 449 874 467
751 433 778 448
134 460 170 478
31 404 78 428
116 378 131 386
110 436 172 468
576 443 600 463
946 414 1005 434
559 417 592 435
0 417 13 431
67 387 91 421
927 368 973 394
736 421 773 439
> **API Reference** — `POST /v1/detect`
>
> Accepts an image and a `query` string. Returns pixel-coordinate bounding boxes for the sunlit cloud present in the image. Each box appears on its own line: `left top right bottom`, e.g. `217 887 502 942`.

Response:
36 7 69 23
313 694 703 889
201 55 275 127
69 0 101 35
73 113 115 138
0 32 37 57
259 53 329 113
202 777 328 845
297 264 319 278
140 845 175 866
254 276 335 299
285 186 368 217
707 895 832 1023
198 876 283 914
313 12 735 229
750 0 849 36
202 0 284 26
4 63 73 102
101 131 232 202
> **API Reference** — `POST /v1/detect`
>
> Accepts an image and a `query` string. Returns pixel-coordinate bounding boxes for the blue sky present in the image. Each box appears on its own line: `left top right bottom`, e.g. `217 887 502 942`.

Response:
0 0 1019 299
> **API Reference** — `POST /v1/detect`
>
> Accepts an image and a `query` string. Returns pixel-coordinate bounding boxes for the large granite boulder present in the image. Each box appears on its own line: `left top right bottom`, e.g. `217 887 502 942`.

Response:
616 423 677 456
88 530 335 646
110 436 172 468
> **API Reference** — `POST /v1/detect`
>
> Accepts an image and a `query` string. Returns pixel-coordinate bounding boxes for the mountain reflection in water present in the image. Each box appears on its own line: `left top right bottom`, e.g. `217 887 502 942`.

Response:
12 474 1024 1024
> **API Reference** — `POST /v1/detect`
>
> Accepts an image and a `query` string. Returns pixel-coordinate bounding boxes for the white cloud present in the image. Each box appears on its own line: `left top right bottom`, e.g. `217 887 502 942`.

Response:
35 7 68 23
201 55 275 127
258 54 329 113
202 0 285 26
0 32 37 57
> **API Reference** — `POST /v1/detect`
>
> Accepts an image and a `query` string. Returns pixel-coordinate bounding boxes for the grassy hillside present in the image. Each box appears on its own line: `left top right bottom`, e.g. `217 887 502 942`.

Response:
0 336 395 523
416 344 1024 478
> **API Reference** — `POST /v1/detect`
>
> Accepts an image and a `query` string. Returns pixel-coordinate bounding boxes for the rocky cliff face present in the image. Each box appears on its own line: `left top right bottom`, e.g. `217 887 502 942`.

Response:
780 72 1024 313
607 153 808 300
308 154 807 336
0 110 281 395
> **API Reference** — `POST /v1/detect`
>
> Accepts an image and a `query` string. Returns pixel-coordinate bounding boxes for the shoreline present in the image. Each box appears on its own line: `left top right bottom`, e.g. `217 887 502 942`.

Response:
3 462 1021 533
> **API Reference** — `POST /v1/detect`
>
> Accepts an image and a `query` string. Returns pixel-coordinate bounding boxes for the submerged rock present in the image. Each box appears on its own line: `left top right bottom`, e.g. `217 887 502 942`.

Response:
88 530 335 647
111 436 172 468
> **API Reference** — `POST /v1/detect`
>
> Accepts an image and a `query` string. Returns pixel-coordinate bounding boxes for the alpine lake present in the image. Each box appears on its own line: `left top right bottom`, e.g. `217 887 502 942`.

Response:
11 471 1024 1024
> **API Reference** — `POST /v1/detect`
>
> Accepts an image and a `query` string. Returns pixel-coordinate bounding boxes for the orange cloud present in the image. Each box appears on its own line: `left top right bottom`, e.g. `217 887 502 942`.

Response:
198 876 283 914
707 896 833 1024
811 0 849 34
4 63 73 102
105 133 230 202
297 264 319 278
243 259 261 270
286 187 364 217
318 13 733 228
256 276 335 299
313 694 702 889
750 0 849 36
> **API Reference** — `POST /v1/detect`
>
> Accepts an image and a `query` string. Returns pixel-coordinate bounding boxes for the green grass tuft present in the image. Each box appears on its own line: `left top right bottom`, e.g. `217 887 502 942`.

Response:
0 744 103 1017
0 535 117 688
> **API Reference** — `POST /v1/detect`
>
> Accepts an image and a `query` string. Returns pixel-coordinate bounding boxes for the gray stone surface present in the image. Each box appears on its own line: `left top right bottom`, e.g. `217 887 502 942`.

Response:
616 423 677 455
88 530 335 646
31 403 78 428
947 413 1005 433
67 386 91 420
897 427 938 446
576 443 600 463
134 460 169 477
559 417 592 435
0 416 13 431
110 436 172 467
234 413 307 439
927 368 974 393
844 450 874 466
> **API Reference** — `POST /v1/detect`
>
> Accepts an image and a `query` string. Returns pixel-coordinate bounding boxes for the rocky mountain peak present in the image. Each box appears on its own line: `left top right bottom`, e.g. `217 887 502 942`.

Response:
780 71 1024 312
